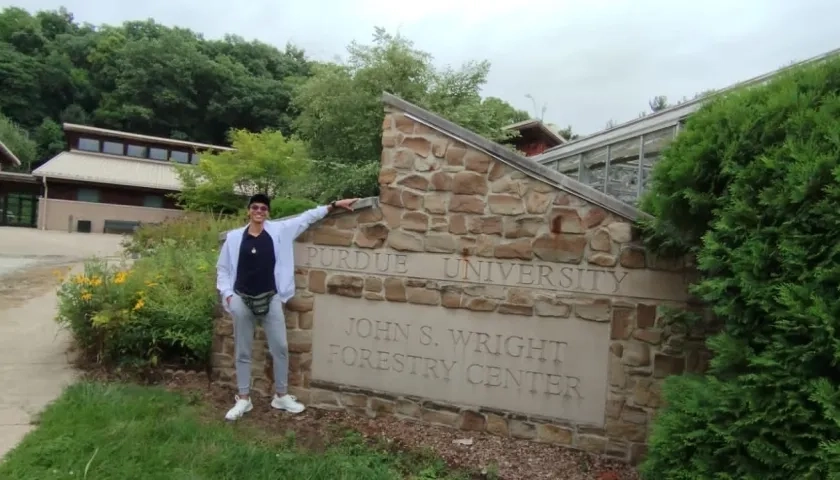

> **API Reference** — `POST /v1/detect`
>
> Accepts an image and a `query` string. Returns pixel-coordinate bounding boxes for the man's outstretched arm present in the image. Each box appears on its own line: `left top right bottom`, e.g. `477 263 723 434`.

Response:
273 198 360 239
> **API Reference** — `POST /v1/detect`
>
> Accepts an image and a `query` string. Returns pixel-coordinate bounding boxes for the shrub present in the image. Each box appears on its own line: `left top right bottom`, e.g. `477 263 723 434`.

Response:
270 197 318 218
57 240 219 368
65 201 328 370
638 55 840 478
123 213 243 256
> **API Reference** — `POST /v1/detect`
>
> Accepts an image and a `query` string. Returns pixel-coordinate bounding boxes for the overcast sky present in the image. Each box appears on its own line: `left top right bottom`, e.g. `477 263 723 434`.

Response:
6 0 839 134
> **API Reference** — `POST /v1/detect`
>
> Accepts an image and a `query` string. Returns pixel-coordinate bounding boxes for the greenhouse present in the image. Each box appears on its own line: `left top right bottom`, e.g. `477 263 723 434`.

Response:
533 47 840 206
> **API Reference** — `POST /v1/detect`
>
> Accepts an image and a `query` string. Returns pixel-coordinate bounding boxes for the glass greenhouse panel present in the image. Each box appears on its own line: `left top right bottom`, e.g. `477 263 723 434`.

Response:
643 126 676 167
580 146 608 192
554 154 581 180
606 136 641 203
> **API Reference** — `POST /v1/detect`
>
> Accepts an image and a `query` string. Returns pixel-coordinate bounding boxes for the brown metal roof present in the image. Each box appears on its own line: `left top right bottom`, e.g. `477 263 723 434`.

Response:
502 119 567 145
62 123 234 152
32 150 183 191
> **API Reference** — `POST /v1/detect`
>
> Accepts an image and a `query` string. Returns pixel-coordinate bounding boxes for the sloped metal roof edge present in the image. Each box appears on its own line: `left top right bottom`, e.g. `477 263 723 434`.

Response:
381 92 649 222
33 171 183 191
32 151 183 191
533 46 840 163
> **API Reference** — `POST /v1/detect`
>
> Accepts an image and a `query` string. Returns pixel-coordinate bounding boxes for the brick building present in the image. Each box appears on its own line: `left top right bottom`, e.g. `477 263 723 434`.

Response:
501 119 567 157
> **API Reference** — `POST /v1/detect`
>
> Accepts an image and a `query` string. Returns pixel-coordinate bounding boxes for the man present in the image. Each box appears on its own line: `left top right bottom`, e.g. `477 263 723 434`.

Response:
216 193 358 421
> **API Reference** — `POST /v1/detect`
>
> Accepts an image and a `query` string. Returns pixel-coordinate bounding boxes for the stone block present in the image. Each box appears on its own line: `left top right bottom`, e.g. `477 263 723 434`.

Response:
536 424 573 445
401 211 429 232
494 238 533 260
488 194 525 215
463 151 491 172
449 195 485 213
387 230 424 252
398 174 430 191
459 410 487 431
354 224 389 249
452 171 488 195
326 275 364 298
532 234 586 263
550 207 584 234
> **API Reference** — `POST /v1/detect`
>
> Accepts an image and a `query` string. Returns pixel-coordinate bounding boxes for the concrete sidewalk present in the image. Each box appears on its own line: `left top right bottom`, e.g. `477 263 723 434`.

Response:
0 228 125 460
0 286 77 458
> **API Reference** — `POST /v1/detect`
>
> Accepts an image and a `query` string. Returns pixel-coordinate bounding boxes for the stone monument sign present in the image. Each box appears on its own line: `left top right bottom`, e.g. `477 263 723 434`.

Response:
212 93 709 464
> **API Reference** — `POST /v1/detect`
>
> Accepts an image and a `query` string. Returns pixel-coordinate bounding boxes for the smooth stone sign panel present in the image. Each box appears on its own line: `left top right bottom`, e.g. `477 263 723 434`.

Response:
296 245 692 303
312 294 610 426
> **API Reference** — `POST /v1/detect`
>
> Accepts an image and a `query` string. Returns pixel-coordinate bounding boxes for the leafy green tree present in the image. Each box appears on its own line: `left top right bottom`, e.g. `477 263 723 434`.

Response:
648 95 668 112
638 54 840 479
32 118 65 160
0 7 311 154
0 42 45 128
300 159 381 203
175 129 311 213
0 112 37 171
293 27 529 166
551 124 578 141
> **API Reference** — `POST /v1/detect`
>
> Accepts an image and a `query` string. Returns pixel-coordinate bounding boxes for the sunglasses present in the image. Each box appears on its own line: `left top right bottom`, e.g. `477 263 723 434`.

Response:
249 205 268 212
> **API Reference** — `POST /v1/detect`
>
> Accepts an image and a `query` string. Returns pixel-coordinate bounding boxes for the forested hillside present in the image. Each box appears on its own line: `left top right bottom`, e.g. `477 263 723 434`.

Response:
0 7 530 174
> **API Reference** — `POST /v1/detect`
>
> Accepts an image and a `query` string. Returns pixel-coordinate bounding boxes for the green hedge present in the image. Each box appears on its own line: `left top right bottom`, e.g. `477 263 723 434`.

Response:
638 55 840 478
270 197 318 218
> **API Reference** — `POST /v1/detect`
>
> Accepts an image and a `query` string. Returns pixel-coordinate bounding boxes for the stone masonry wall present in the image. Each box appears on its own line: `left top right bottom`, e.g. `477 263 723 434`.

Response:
211 105 711 465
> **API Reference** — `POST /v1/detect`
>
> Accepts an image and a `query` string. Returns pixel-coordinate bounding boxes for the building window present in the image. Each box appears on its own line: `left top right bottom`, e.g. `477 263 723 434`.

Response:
143 195 164 208
149 148 167 161
127 145 148 158
76 188 100 203
78 138 100 152
102 141 124 155
190 153 200 164
170 150 190 164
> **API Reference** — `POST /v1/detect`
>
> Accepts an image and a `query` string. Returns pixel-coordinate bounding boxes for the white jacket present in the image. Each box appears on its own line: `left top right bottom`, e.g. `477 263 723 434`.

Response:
216 205 329 309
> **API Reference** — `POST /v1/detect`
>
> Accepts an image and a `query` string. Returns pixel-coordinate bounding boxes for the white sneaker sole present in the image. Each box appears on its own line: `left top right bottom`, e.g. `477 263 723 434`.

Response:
225 403 253 421
271 399 305 414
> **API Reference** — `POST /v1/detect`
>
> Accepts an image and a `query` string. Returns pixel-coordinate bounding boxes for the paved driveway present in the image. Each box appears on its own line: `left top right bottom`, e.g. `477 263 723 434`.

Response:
0 227 125 275
0 227 125 459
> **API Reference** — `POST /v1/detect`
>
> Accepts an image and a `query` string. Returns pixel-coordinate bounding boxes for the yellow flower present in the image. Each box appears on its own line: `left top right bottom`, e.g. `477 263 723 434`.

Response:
133 298 145 311
89 276 103 287
80 291 92 301
73 274 86 285
113 271 128 284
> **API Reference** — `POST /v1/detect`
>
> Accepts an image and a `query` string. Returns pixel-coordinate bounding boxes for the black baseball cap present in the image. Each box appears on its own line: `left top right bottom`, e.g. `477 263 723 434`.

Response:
248 193 271 209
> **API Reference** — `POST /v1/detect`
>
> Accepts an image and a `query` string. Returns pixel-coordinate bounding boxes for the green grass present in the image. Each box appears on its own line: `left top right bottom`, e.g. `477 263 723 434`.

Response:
0 382 466 480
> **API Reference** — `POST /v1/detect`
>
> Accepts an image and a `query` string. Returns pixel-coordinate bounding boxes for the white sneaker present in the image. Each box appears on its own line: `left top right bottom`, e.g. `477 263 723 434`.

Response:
225 395 253 421
271 394 305 414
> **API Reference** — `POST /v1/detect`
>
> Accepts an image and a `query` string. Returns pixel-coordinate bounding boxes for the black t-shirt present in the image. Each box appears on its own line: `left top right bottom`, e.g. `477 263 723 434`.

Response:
234 229 277 296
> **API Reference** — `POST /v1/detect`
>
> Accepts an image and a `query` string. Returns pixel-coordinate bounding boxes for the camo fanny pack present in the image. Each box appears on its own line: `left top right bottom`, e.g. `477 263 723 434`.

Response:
235 290 276 316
